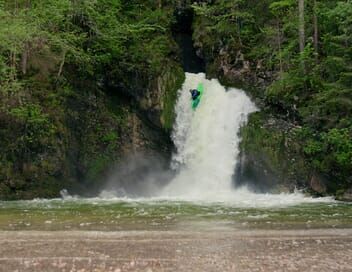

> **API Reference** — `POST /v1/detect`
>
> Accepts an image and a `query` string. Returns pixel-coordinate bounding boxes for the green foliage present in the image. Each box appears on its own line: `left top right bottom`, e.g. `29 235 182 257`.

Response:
301 127 352 184
269 0 295 12
240 113 285 171
85 155 112 184
0 0 183 199
323 128 352 169
1 0 349 198
102 131 119 143
192 0 352 190
8 104 56 148
192 0 251 58
240 112 310 190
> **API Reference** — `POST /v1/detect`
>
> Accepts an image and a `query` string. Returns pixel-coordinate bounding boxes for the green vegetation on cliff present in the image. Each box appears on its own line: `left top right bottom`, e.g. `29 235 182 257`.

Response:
0 0 184 199
1 0 351 199
192 0 351 195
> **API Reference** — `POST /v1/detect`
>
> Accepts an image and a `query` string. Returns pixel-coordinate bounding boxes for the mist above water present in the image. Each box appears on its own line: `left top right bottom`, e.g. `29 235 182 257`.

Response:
101 153 173 198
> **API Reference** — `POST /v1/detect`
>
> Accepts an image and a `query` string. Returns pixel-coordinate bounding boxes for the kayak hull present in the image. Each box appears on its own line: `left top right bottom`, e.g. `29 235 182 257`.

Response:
192 83 204 110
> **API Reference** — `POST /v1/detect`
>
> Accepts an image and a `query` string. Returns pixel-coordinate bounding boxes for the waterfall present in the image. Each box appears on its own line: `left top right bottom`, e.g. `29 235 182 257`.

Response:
100 72 332 207
160 73 258 200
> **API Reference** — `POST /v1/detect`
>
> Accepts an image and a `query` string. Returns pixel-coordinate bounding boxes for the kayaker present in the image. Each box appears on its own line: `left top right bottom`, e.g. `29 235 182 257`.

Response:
189 89 200 100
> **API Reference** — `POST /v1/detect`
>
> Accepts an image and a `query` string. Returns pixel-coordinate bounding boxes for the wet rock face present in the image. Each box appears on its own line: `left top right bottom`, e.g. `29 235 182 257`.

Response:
106 61 184 132
0 84 178 200
140 65 185 131
0 60 184 200
173 5 194 34
172 4 205 73
192 29 275 92
211 49 276 95
235 152 281 193
219 50 250 79
238 111 350 197
237 112 311 193
66 64 184 195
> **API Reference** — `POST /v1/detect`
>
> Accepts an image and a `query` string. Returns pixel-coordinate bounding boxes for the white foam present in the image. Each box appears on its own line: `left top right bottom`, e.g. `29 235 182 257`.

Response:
80 188 335 208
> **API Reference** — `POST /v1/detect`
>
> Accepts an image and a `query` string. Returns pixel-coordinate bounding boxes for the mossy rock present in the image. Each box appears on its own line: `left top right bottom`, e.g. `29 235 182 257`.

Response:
161 64 185 130
238 111 310 192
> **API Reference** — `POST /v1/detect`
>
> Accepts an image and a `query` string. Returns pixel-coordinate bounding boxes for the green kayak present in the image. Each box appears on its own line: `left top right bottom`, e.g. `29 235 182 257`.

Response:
192 83 204 110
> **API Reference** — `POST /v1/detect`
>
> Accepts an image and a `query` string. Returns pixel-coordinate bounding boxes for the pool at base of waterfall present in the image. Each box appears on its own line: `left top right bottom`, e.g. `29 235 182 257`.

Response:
1 198 351 231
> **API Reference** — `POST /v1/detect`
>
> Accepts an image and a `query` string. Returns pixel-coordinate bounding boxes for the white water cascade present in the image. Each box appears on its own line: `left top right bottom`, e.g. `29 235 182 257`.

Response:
160 73 257 200
100 72 333 207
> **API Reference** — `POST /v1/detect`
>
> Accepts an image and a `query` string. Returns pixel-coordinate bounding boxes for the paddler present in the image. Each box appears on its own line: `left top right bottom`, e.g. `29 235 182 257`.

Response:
189 89 200 100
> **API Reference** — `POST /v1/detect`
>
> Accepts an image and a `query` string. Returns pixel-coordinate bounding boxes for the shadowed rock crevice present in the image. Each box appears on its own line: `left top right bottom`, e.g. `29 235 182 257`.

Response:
172 5 205 73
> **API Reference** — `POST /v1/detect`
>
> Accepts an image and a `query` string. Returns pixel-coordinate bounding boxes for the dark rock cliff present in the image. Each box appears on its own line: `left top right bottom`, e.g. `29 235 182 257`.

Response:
0 62 184 200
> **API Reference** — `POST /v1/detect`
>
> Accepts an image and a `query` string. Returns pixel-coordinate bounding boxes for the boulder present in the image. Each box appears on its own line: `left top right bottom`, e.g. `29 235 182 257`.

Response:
341 187 352 202
310 174 327 194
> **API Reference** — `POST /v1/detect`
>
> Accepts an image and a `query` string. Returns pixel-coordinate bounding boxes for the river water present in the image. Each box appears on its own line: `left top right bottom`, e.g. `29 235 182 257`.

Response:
1 73 351 231
0 197 351 231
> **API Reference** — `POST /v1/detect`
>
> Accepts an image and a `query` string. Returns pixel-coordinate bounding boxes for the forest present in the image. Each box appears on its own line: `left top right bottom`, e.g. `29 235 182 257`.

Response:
0 0 351 200
192 0 351 195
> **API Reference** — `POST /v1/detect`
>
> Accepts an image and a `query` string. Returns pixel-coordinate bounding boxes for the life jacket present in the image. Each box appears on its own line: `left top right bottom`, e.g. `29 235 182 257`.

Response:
191 89 200 100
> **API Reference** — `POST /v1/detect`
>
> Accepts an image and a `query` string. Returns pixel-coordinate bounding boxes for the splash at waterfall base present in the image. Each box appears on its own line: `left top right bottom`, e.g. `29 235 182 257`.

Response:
102 72 328 201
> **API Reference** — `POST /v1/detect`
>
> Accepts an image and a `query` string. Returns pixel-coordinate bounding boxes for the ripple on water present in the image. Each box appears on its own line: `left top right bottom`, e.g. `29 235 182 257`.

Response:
0 196 351 231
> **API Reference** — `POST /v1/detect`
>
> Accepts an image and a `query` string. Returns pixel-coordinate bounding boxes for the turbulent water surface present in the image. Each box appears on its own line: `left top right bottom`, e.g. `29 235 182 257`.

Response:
0 197 351 231
1 73 351 231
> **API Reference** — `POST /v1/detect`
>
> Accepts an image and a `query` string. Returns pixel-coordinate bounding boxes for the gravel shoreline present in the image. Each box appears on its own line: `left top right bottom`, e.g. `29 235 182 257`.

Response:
1 229 351 271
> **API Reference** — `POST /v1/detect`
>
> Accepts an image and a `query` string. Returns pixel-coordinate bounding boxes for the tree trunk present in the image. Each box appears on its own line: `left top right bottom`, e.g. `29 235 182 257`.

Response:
57 50 67 78
299 0 305 53
21 44 28 75
10 50 17 80
313 0 318 54
277 22 283 74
